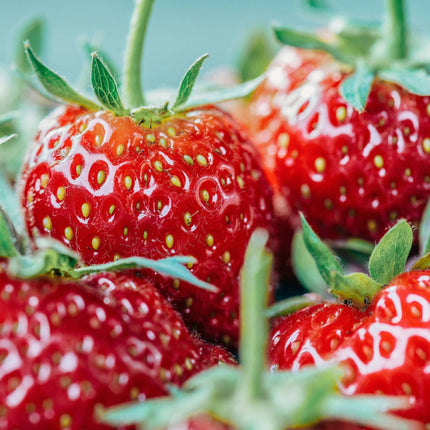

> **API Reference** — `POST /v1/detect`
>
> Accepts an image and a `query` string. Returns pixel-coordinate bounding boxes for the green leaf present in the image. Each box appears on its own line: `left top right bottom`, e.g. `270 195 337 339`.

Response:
379 68 430 96
0 209 20 257
15 18 45 75
0 134 17 146
419 198 430 255
91 52 128 116
176 74 265 112
171 54 209 110
368 219 413 284
273 26 350 63
25 42 101 110
291 231 329 296
330 271 382 308
83 40 119 81
340 63 374 111
300 214 343 286
237 30 275 83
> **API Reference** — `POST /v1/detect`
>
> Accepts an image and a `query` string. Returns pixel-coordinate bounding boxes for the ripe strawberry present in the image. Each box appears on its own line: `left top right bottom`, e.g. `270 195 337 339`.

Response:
17 0 275 346
248 1 430 242
268 216 430 426
0 262 232 430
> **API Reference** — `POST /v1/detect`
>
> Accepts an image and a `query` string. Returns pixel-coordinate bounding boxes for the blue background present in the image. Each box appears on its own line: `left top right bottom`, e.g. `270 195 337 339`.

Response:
0 0 428 88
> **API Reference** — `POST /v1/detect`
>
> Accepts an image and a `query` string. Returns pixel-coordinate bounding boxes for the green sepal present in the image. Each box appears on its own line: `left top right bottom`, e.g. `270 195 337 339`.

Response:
340 63 374 111
171 54 209 110
265 293 323 319
0 134 17 146
419 198 430 255
176 74 265 112
291 231 329 296
237 30 276 83
273 26 350 64
379 68 430 96
368 219 413 284
330 271 382 308
25 42 101 110
131 103 172 125
15 18 45 75
411 252 430 271
91 52 128 116
83 40 119 81
0 209 20 258
300 213 343 286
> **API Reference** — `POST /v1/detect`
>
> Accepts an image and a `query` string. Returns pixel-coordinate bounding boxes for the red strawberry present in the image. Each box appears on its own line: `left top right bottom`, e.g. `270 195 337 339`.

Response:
0 262 232 430
248 1 430 243
17 0 275 347
268 217 430 426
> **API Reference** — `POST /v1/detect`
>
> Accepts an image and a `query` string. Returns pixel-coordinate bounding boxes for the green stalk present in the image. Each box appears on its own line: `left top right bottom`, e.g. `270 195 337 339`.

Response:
385 0 407 60
122 0 155 108
237 230 273 401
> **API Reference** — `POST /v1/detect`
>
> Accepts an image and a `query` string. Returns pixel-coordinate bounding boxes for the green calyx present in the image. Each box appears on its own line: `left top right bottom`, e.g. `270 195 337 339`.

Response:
274 0 430 111
99 228 418 430
295 214 415 309
24 0 264 125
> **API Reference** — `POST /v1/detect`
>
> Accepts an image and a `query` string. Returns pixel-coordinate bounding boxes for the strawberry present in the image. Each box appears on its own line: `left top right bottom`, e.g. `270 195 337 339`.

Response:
100 229 417 430
268 215 430 426
0 261 233 430
17 0 275 347
248 0 430 243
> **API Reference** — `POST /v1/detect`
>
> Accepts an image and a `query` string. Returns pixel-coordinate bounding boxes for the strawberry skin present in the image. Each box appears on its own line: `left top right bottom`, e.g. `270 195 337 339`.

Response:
0 263 233 429
19 104 275 346
249 46 430 241
269 270 430 424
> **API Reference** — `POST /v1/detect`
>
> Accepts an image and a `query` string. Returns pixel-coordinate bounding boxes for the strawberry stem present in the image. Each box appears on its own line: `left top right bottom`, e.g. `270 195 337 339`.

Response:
385 0 407 60
122 0 154 108
237 229 272 401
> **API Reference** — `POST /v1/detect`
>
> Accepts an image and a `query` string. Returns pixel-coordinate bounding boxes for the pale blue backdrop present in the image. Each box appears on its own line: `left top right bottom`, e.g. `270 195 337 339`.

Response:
0 0 428 87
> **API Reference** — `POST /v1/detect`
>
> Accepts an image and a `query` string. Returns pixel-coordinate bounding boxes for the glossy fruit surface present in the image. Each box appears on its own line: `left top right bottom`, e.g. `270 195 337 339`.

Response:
269 270 430 423
19 104 275 346
250 46 430 241
0 264 232 430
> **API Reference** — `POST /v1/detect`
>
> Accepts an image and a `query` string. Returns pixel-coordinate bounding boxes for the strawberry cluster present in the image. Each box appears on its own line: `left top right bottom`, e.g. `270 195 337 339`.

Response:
2 0 430 429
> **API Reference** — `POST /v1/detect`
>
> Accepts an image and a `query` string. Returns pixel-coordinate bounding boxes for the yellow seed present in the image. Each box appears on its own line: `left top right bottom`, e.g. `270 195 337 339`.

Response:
367 220 378 233
97 170 106 185
336 106 347 122
423 138 430 154
165 234 174 249
56 186 66 201
206 234 214 247
81 203 90 218
43 216 52 231
124 176 132 190
41 174 49 188
159 138 167 147
237 176 245 189
324 199 333 210
278 133 289 148
95 135 102 146
167 127 176 136
170 175 182 188
157 201 163 211
130 387 139 400
123 227 128 236
222 251 231 264
76 165 82 176
109 204 115 215
374 155 384 169
79 124 87 133
60 414 72 428
301 184 311 199
114 253 121 261
291 150 298 159
183 155 194 165
116 144 125 157
64 227 73 241
405 168 412 177
154 161 163 172
196 154 208 166
91 237 100 251
339 186 346 195
143 230 148 240
146 134 155 143
201 189 210 203
183 212 192 226
341 145 348 155
427 104 430 117
172 279 180 289
314 157 326 173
